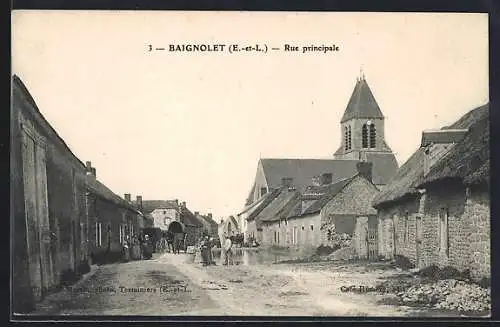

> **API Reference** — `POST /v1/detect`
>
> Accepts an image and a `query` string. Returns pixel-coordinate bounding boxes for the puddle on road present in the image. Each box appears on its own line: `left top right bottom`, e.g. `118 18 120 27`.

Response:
278 291 309 297
147 270 185 286
189 248 304 266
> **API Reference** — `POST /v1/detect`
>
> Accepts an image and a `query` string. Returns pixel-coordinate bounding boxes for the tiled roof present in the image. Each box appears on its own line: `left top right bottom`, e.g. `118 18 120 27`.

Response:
340 78 385 123
180 207 204 227
300 177 355 215
364 152 399 185
372 103 489 207
247 189 282 222
85 176 141 214
140 200 179 214
257 189 301 222
260 158 359 192
200 215 219 230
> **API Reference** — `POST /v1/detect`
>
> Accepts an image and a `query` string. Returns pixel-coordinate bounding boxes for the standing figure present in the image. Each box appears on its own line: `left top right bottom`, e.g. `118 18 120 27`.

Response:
224 233 233 265
142 235 153 259
201 235 210 266
166 231 174 253
208 237 216 265
173 232 185 254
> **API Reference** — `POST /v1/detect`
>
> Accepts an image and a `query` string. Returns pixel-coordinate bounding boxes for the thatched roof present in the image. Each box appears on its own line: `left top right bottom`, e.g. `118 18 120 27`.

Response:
417 107 489 187
372 103 489 208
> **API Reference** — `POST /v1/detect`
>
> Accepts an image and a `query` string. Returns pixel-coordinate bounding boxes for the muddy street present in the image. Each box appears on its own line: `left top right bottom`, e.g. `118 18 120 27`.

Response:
30 251 485 317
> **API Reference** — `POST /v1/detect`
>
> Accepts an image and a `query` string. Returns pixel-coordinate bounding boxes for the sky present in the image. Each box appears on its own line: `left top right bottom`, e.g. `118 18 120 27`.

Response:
12 11 489 219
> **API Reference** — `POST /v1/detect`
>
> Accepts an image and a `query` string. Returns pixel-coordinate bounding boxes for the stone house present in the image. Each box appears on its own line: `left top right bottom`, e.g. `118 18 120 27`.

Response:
372 104 490 280
219 215 240 238
142 199 180 232
85 165 145 260
12 75 91 312
141 200 204 247
245 189 282 244
258 162 380 258
256 186 301 247
241 75 398 242
196 213 219 239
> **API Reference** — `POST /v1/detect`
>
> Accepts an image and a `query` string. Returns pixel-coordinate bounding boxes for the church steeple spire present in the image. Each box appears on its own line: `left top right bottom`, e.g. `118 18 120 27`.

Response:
334 72 395 160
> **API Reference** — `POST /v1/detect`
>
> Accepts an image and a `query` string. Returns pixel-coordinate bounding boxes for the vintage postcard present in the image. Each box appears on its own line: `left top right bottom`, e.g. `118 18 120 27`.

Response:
11 11 490 318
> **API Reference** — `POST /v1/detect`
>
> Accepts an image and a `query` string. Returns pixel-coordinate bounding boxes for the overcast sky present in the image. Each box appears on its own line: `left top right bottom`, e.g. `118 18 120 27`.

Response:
12 11 488 219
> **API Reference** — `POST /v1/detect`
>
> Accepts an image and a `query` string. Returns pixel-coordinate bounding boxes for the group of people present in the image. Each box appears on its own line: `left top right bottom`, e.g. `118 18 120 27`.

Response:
122 233 153 262
197 233 234 266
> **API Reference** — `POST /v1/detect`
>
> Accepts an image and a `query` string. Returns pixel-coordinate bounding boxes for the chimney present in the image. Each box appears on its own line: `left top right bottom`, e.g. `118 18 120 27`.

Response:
91 167 96 177
136 195 143 210
320 173 333 185
180 201 186 208
356 161 373 182
208 213 212 219
194 211 199 216
124 193 131 202
282 177 293 187
85 161 93 176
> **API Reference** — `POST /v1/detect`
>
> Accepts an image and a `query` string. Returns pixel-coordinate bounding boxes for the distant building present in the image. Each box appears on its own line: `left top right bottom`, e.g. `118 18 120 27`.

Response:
141 199 204 247
373 104 490 280
195 212 219 239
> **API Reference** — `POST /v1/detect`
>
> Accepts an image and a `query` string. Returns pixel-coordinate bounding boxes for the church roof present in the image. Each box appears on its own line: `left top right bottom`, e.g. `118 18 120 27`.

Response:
341 77 385 123
260 158 359 192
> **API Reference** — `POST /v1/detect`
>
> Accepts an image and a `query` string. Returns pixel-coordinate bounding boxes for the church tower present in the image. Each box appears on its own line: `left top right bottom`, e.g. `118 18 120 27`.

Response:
334 72 395 162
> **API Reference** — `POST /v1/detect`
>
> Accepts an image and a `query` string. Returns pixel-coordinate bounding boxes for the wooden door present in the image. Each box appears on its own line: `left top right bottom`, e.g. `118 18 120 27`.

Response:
21 132 42 301
415 216 422 267
368 228 378 260
35 144 55 291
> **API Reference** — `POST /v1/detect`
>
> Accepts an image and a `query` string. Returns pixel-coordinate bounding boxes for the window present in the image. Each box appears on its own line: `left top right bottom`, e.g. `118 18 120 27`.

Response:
369 124 376 148
310 225 314 231
260 187 268 197
96 222 102 246
362 124 369 148
164 218 168 225
163 210 166 214
439 208 449 257
344 126 349 150
348 126 352 150
404 212 409 243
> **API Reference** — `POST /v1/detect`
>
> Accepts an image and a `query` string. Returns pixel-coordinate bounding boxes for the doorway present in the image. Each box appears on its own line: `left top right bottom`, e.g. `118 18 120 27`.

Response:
415 216 422 267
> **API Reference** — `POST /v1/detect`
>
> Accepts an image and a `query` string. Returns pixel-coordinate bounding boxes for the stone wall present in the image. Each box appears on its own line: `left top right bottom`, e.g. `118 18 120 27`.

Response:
284 214 322 249
376 181 490 280
423 181 468 271
377 197 420 263
353 216 369 259
466 186 490 279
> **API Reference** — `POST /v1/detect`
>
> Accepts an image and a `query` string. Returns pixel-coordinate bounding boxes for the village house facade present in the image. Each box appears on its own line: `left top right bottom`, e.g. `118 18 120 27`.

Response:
85 163 146 261
241 75 399 246
373 104 490 280
12 75 149 313
12 75 90 312
257 162 380 259
142 200 204 247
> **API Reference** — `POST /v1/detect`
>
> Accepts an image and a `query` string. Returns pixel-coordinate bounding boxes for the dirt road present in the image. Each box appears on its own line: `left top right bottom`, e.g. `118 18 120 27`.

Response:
30 252 457 316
